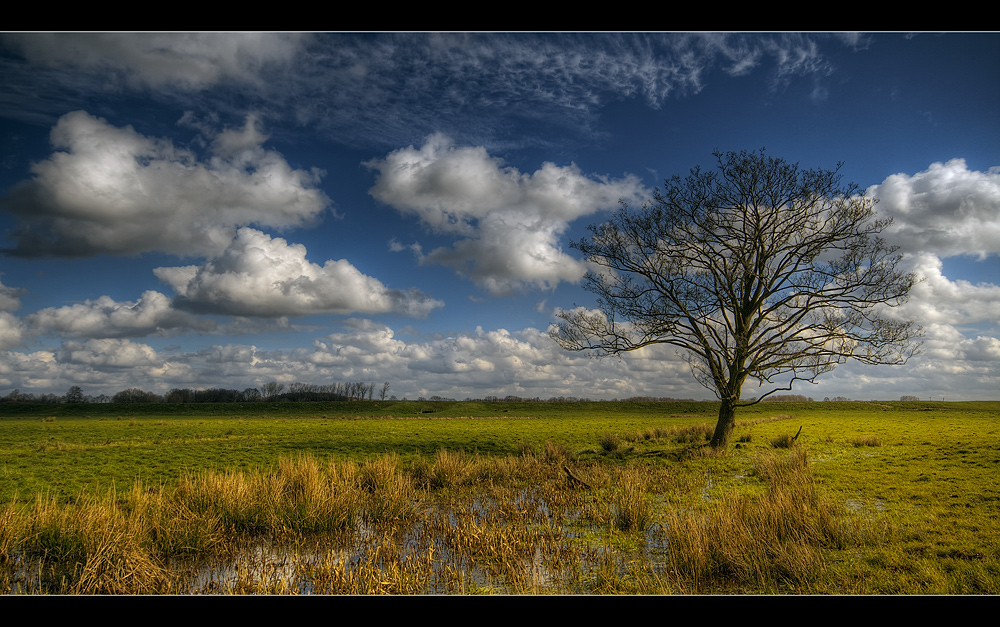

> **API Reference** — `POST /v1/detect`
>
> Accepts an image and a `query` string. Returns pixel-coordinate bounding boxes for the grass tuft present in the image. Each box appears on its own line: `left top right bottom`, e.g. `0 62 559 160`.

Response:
611 468 651 532
663 446 849 592
849 435 882 447
600 432 622 453
770 433 798 449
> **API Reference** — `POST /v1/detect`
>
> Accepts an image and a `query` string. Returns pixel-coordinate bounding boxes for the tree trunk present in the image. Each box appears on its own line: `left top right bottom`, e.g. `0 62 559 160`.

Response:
710 399 737 448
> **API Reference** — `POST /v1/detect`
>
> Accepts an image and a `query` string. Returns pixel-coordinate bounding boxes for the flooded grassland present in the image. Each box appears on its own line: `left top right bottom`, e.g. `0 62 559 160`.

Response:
2 401 998 594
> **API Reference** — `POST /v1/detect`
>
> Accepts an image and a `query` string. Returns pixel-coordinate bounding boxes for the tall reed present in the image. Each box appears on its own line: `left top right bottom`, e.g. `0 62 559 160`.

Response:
612 467 652 532
662 447 851 592
18 489 174 594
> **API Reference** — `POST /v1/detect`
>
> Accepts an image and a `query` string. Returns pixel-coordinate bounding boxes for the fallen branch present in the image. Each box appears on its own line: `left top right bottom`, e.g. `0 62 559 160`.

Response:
563 465 592 489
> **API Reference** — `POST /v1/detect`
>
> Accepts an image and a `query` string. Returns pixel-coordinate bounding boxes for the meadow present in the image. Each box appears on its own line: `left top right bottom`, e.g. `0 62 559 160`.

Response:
1 399 997 594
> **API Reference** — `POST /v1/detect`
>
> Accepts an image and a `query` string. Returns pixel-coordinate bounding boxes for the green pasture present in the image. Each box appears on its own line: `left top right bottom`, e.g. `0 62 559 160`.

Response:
0 400 714 500
3 399 997 506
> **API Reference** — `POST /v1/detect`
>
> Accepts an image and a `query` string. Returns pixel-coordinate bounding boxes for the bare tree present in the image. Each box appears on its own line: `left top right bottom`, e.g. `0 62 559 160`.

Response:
551 150 921 448
260 381 285 400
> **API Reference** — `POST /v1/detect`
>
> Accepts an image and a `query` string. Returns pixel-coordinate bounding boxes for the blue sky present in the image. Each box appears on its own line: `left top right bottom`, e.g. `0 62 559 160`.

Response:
0 32 997 401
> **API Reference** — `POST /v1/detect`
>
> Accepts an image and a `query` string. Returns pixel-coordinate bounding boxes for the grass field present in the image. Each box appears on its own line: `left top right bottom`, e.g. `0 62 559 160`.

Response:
1 400 997 594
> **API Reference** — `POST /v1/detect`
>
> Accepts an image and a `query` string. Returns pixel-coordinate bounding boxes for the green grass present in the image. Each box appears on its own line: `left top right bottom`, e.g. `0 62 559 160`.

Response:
0 400 719 502
1 399 998 594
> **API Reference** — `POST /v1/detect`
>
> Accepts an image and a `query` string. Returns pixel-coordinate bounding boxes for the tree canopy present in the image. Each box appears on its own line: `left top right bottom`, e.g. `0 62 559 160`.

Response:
551 149 922 447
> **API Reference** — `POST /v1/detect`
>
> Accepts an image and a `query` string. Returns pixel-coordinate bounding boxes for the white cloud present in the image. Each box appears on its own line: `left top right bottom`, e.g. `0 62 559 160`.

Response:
0 350 59 390
1 33 305 90
1 111 330 257
961 336 1000 362
154 228 443 318
366 134 648 295
28 290 216 339
57 338 162 368
0 279 26 349
893 253 1000 327
0 312 25 350
0 339 192 392
296 320 695 401
869 159 1000 259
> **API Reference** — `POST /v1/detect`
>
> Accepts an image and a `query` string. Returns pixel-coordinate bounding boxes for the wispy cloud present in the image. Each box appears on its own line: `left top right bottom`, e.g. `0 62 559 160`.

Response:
1 33 859 149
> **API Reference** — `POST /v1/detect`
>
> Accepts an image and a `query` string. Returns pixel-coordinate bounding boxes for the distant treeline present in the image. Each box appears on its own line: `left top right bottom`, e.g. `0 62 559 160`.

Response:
1 384 703 405
0 381 392 404
3 385 929 406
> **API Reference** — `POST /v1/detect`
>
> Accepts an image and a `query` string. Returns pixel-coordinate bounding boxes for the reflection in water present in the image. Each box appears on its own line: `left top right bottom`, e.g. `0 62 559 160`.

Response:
176 495 669 594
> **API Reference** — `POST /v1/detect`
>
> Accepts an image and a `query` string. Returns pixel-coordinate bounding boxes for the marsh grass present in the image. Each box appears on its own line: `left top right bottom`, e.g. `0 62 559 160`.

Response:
0 442 991 594
542 440 575 465
663 446 850 592
298 540 432 594
358 455 420 528
17 490 175 593
611 468 651 533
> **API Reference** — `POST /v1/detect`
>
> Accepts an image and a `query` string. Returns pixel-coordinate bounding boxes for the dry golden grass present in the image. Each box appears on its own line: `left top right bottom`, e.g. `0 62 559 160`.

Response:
611 467 651 533
849 435 882 447
18 490 174 593
662 446 852 593
624 423 714 445
3 436 973 595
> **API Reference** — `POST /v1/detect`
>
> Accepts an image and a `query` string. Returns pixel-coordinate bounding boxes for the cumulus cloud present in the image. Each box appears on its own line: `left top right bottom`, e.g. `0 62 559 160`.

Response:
961 336 1000 362
154 228 443 318
869 159 1000 259
56 338 162 368
366 134 648 295
1 33 305 91
28 290 216 339
1 111 330 257
891 253 1000 327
